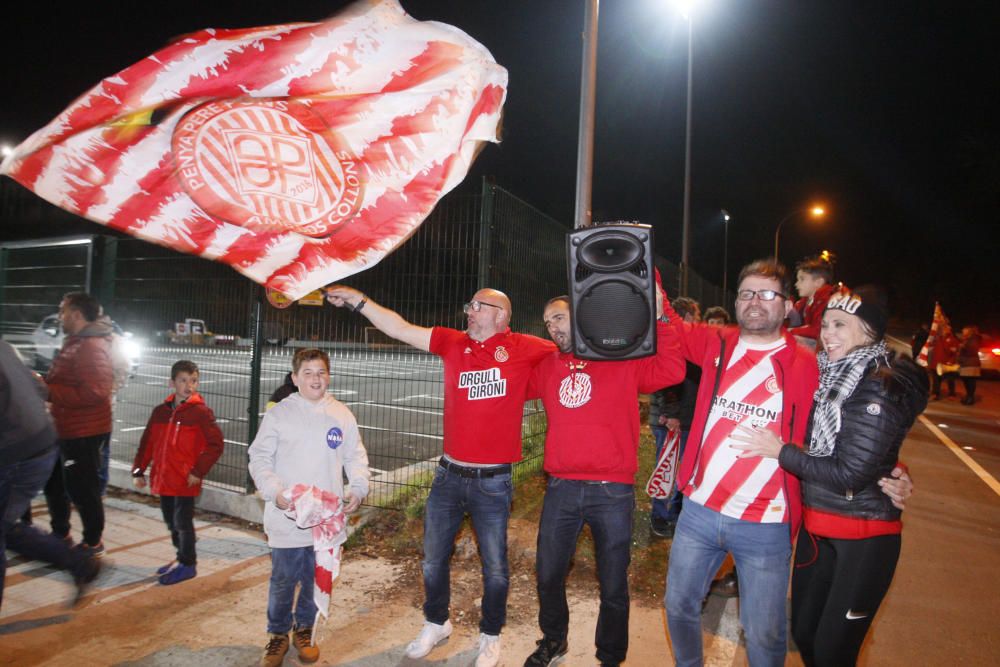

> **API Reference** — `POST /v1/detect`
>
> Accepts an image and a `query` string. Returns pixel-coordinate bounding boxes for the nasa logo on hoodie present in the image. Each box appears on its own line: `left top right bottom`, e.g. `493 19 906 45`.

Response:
326 427 344 449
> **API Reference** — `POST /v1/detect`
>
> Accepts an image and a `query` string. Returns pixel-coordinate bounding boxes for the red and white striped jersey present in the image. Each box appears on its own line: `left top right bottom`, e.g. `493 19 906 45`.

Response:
684 338 790 523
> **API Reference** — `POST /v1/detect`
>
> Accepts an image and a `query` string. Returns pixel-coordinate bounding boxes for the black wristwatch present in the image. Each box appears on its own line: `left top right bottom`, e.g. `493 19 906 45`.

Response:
354 297 368 313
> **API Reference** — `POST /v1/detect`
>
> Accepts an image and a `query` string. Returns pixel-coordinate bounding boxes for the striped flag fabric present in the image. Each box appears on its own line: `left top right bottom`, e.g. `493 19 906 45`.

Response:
0 0 507 299
916 302 946 368
282 484 347 623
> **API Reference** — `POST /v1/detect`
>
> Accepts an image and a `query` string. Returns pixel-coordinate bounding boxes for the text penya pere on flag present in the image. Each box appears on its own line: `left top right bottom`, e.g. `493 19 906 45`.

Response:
0 0 507 300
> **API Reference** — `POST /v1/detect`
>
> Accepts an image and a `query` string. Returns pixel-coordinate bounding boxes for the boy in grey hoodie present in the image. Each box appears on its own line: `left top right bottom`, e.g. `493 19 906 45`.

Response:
249 348 370 667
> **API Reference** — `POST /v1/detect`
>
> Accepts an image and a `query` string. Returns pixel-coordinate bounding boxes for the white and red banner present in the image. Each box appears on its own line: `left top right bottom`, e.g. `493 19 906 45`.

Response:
916 302 946 368
645 429 681 499
0 0 506 299
282 484 348 622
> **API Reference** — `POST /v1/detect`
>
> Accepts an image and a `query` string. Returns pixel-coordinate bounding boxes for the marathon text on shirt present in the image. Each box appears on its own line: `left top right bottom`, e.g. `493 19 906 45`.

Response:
458 367 507 400
711 395 779 423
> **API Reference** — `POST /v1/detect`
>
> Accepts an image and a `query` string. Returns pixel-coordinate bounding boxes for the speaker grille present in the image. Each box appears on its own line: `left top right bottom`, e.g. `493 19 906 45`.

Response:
576 232 645 272
575 281 651 356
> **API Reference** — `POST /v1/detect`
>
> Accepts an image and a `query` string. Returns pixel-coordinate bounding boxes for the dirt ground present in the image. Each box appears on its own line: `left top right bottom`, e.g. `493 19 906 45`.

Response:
0 476 680 667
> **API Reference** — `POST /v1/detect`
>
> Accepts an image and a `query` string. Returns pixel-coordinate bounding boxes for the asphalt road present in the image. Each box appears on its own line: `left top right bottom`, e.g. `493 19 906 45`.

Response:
110 344 447 490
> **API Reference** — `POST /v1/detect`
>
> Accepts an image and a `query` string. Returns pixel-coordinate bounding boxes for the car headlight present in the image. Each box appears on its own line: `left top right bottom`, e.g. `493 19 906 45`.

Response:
123 339 142 361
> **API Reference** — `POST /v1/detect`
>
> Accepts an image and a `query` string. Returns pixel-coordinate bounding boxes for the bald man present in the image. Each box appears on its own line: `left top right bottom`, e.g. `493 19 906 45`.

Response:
326 286 555 667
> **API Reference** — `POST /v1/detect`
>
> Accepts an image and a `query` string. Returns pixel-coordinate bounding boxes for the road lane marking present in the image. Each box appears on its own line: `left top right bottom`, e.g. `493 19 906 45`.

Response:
918 414 1000 497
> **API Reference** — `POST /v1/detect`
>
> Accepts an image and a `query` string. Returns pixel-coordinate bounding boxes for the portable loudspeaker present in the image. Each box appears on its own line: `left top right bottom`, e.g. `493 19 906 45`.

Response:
567 223 656 360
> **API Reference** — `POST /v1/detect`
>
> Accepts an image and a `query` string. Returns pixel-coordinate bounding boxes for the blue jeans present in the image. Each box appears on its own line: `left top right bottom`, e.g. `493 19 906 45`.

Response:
651 427 688 523
422 464 513 635
665 499 791 667
1 447 90 609
160 496 197 565
267 546 318 634
536 477 634 664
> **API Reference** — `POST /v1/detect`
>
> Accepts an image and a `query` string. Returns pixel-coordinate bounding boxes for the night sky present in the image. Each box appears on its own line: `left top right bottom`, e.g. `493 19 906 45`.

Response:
2 1 997 326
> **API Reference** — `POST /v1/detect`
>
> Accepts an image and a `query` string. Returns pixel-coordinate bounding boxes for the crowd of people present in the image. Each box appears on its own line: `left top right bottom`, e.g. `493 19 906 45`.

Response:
1 250 963 666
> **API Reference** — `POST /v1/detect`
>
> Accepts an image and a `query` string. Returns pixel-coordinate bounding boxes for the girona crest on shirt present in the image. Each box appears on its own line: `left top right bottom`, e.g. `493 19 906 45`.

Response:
558 372 593 409
172 99 363 239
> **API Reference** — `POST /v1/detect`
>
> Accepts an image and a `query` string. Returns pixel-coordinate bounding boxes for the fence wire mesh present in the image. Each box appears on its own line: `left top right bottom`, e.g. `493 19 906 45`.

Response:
1 178 728 509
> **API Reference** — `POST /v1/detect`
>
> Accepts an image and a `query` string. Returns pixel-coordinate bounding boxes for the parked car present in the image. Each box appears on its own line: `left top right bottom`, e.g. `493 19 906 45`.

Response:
979 336 1000 376
31 314 141 375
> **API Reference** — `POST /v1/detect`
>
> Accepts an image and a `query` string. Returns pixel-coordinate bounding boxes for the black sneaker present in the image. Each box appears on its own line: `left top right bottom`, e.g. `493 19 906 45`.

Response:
650 516 676 538
524 637 568 667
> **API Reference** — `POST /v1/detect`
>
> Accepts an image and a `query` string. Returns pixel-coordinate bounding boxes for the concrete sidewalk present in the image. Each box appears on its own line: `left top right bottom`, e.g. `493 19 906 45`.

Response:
0 493 685 666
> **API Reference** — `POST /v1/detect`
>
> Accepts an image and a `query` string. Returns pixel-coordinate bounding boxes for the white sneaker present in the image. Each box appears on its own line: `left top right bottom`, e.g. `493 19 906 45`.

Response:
475 633 501 667
405 620 453 659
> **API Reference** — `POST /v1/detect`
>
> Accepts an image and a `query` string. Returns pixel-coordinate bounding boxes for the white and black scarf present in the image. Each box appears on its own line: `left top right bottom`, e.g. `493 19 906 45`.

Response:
809 340 888 457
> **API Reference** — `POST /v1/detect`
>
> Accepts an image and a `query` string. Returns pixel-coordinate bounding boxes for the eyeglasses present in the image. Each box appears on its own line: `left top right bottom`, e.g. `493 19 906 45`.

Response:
736 289 787 302
463 300 503 314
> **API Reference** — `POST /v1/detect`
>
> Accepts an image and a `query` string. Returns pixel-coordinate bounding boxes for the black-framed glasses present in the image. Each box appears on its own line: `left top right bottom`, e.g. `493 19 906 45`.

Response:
736 289 787 302
463 300 503 314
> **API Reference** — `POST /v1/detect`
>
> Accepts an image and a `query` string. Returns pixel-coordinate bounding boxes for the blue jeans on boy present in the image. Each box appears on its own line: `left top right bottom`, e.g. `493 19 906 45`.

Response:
651 427 688 523
160 496 197 566
1 446 91 608
536 477 634 665
422 462 512 636
665 499 791 667
267 546 318 634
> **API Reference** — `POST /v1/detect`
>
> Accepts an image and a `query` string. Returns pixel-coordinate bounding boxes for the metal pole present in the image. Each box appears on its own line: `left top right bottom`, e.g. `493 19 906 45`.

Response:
246 293 264 492
680 17 693 295
722 217 728 299
478 176 495 287
574 0 599 229
773 211 796 260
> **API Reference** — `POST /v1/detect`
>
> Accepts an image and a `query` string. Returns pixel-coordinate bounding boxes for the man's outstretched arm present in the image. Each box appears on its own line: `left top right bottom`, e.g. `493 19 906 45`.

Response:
325 285 433 351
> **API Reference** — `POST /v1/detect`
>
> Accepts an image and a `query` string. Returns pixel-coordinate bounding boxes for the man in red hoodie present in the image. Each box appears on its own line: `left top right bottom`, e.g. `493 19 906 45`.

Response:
523 288 685 667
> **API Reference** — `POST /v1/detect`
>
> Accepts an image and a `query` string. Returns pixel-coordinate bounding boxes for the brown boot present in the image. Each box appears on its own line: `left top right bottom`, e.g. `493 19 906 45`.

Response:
292 626 320 663
260 633 289 667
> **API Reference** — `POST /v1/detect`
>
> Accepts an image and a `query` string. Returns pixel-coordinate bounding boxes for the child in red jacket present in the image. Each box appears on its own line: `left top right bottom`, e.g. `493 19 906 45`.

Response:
131 360 224 585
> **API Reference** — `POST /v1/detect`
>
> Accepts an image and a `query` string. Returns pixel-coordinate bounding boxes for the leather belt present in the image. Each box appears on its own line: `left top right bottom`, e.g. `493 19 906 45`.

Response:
438 458 511 479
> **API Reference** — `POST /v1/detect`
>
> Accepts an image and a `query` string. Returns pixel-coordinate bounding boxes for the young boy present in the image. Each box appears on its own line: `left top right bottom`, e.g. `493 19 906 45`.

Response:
248 348 370 667
789 255 839 345
131 360 224 585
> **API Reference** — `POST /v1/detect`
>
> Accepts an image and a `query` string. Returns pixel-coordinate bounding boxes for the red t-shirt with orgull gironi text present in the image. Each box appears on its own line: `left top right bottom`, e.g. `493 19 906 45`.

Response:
430 327 554 464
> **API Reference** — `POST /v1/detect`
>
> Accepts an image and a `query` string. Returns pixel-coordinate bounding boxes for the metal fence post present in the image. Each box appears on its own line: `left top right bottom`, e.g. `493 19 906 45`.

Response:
94 236 117 307
246 292 265 491
478 177 495 287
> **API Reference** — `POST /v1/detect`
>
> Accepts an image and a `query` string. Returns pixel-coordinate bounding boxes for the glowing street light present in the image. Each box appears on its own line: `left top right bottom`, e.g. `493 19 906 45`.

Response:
773 204 827 261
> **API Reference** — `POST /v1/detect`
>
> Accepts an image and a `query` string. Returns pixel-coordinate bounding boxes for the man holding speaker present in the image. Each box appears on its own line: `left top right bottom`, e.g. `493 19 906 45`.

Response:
522 288 685 667
325 285 554 667
662 260 912 667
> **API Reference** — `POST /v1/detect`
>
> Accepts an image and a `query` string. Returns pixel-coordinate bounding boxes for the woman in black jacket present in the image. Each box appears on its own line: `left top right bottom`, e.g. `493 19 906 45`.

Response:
732 286 928 667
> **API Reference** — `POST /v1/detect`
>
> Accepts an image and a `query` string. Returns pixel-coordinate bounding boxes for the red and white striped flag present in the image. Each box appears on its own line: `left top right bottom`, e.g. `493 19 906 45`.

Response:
916 302 947 368
0 0 506 299
282 484 348 623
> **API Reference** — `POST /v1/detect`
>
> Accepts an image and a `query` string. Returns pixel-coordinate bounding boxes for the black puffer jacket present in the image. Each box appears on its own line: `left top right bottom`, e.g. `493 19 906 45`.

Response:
778 353 928 521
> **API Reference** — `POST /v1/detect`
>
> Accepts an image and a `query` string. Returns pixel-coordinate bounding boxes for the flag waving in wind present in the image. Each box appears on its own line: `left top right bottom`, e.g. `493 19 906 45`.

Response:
0 0 507 299
916 302 947 368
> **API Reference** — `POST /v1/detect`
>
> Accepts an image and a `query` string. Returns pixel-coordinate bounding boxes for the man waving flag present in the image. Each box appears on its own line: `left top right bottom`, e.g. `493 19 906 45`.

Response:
1 0 506 299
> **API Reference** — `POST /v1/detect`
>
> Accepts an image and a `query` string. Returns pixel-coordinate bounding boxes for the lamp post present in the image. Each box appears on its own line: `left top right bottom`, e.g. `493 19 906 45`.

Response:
721 209 731 298
679 6 694 295
773 205 826 261
574 0 600 229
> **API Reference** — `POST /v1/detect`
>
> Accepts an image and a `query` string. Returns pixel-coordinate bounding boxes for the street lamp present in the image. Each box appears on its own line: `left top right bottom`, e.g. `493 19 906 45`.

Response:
678 1 696 295
773 205 826 261
721 209 731 299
